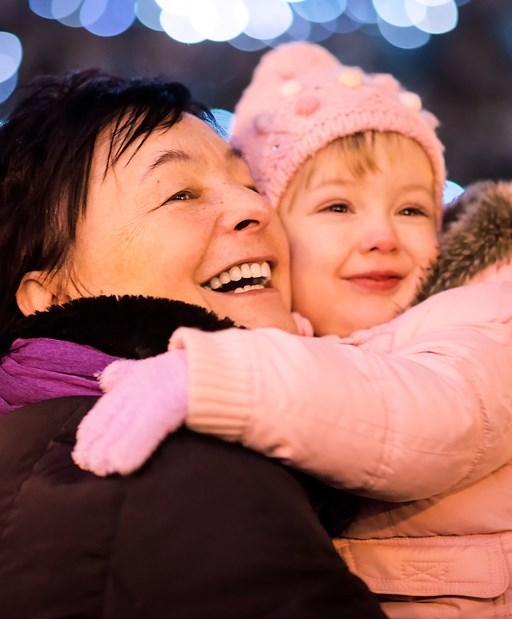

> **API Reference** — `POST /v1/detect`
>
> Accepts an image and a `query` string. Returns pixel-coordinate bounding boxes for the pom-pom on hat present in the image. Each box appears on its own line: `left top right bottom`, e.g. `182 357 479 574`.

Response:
231 42 446 215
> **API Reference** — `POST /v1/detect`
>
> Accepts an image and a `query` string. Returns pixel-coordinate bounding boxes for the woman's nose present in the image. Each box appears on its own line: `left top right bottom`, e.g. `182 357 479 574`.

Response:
222 186 273 233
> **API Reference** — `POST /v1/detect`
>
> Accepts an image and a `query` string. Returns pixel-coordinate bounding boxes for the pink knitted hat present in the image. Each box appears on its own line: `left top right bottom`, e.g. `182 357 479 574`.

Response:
232 42 446 212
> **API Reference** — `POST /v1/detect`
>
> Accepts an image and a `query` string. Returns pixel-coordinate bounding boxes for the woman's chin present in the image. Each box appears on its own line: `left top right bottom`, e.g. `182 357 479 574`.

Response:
207 287 296 332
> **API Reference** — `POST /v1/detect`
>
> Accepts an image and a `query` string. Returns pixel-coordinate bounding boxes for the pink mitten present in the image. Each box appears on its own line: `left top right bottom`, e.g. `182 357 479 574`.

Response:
72 349 188 476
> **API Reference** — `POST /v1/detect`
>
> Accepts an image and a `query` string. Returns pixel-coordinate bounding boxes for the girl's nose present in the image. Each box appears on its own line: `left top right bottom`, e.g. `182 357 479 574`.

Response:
359 218 399 254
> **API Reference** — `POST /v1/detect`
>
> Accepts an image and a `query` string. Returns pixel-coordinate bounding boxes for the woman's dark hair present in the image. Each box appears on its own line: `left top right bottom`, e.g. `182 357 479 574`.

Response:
0 69 213 347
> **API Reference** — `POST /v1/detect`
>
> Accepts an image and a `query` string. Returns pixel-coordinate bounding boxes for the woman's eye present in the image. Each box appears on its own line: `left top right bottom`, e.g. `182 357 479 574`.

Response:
322 202 351 214
168 190 196 202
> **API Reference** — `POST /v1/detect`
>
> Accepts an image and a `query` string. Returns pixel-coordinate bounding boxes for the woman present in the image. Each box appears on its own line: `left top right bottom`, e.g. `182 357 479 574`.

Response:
0 71 385 619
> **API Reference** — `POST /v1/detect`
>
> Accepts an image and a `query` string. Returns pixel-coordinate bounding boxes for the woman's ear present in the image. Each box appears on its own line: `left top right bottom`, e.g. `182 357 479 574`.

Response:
16 271 71 316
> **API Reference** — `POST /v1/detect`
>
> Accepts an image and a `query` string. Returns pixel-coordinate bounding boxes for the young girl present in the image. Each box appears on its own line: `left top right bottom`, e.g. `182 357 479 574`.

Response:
75 43 512 617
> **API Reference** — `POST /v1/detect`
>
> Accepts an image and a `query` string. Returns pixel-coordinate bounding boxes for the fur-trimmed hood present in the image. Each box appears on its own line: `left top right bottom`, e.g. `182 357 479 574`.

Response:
3 295 235 358
415 181 512 303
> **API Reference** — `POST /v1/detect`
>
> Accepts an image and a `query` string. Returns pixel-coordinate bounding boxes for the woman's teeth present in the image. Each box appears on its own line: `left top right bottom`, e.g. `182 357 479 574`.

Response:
204 261 272 294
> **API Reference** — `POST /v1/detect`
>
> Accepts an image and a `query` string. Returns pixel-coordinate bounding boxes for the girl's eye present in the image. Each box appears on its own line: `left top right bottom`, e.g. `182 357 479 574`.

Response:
322 202 351 214
399 205 429 217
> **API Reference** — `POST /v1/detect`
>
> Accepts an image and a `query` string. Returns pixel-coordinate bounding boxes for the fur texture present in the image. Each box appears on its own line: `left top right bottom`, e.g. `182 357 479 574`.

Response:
6 295 235 358
414 181 512 304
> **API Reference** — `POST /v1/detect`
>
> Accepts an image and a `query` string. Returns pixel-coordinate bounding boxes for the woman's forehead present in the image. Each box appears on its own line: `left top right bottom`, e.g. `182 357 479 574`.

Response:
92 114 233 180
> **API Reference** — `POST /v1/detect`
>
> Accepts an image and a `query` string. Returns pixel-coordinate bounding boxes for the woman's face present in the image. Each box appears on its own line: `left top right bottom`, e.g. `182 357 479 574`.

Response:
62 114 295 332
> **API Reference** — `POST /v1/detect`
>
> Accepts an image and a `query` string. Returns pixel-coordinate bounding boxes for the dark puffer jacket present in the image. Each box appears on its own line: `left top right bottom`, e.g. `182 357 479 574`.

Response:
0 297 385 619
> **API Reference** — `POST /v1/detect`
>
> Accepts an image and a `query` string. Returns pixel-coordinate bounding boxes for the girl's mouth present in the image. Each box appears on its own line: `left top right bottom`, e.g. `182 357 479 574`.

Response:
345 271 403 292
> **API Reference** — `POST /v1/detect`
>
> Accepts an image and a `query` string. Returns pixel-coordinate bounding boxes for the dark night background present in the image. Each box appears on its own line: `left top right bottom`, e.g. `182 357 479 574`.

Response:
1 0 511 187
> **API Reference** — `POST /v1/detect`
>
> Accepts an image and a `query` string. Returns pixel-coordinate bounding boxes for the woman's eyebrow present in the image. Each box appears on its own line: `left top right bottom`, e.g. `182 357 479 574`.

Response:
141 149 192 179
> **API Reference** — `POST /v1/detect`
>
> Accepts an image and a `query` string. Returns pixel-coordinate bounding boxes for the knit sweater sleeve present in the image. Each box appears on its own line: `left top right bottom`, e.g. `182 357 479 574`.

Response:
169 281 512 502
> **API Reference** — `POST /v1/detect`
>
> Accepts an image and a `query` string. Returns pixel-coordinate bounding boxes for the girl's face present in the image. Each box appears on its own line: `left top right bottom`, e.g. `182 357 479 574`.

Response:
279 134 439 336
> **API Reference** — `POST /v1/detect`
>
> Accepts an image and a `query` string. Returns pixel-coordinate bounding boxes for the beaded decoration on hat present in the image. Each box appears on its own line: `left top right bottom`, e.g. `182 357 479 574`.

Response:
232 42 446 220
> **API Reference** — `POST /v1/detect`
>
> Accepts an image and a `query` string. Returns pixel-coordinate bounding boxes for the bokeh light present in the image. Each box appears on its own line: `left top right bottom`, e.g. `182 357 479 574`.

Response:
373 0 415 27
80 0 108 26
82 0 135 37
211 108 235 138
444 180 464 204
189 0 249 42
243 0 293 41
265 12 312 48
229 32 268 51
56 10 83 28
292 0 347 25
331 14 362 33
29 0 55 19
307 22 334 43
25 0 470 51
377 18 431 49
345 0 377 24
160 9 205 44
0 32 23 83
0 72 18 104
136 0 164 31
51 0 82 19
411 0 458 34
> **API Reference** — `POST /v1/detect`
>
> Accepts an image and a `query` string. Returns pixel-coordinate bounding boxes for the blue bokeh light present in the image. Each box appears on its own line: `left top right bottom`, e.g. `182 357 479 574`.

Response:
346 0 377 23
377 18 431 49
307 22 334 43
0 32 23 83
135 0 164 31
82 0 136 37
0 72 18 104
56 11 83 27
284 12 312 40
443 179 464 204
329 14 361 33
292 0 347 24
80 0 108 26
373 0 414 27
29 0 55 19
22 0 472 49
413 0 458 34
266 12 312 47
244 0 293 40
189 0 249 42
160 10 205 44
211 108 235 138
51 0 82 19
229 33 268 51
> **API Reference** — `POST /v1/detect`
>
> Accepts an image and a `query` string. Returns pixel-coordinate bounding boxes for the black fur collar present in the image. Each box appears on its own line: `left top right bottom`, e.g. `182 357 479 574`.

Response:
6 296 235 359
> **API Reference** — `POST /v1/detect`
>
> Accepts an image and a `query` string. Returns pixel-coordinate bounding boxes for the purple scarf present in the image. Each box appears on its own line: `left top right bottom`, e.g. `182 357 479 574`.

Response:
0 338 119 415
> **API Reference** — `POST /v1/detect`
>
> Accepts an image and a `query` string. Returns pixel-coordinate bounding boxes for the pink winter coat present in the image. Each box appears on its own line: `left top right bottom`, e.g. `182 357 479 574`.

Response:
171 182 512 618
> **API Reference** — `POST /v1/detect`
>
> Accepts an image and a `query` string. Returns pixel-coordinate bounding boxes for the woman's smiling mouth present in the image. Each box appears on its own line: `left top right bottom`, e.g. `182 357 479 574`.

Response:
202 260 273 294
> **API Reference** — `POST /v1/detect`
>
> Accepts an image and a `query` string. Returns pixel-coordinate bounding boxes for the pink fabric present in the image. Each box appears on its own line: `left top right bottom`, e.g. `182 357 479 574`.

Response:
170 276 512 617
72 350 188 476
232 42 446 212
